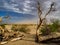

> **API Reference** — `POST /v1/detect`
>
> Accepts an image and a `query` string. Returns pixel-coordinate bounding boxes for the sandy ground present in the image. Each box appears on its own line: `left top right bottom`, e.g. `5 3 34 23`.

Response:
4 34 60 45
4 40 59 45
4 40 39 45
1 25 60 45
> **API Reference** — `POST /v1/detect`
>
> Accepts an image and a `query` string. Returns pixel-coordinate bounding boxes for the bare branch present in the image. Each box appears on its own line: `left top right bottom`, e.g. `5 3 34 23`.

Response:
3 15 11 20
45 2 55 17
37 1 42 30
37 19 43 30
37 1 42 18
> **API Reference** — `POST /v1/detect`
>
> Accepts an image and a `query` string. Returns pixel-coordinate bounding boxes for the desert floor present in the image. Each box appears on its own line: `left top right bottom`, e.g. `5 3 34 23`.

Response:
4 34 60 45
1 24 60 45
4 39 59 45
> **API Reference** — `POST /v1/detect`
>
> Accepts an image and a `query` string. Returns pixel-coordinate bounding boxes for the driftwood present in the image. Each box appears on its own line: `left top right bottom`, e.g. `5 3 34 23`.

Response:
11 37 22 42
39 32 60 43
0 37 22 45
1 41 8 45
0 36 24 45
40 37 60 43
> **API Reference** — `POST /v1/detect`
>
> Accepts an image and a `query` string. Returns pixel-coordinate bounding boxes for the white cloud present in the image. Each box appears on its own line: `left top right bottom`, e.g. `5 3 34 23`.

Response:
44 1 52 8
2 0 37 15
22 0 32 14
23 8 28 11
1 0 60 24
4 2 16 10
3 2 23 13
25 0 31 3
2 0 60 16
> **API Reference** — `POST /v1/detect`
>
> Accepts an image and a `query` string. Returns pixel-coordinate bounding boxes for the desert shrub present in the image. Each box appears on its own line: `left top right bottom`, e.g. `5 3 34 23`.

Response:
0 24 6 29
40 19 60 35
18 26 30 33
11 25 18 31
50 19 60 32
11 25 30 33
40 26 51 35
40 27 46 35
48 25 57 32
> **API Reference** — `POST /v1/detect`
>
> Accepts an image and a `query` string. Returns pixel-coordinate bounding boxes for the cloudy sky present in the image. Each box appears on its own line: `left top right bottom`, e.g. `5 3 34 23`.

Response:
0 0 60 24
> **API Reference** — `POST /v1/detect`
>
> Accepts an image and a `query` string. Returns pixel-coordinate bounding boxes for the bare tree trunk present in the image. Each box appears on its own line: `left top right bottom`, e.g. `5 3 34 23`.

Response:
35 29 39 42
35 22 42 42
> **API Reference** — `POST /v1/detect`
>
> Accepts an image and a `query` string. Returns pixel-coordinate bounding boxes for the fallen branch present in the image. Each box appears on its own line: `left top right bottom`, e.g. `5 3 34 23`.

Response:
39 32 60 42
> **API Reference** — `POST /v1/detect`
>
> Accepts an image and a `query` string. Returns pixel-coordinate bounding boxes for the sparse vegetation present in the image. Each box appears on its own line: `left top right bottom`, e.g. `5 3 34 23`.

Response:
40 19 60 35
18 26 30 33
11 25 18 31
50 19 60 32
40 26 51 35
0 24 6 29
11 25 30 33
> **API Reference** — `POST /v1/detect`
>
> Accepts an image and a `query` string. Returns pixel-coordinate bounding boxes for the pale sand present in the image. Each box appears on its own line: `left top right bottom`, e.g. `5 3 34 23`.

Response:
4 40 59 45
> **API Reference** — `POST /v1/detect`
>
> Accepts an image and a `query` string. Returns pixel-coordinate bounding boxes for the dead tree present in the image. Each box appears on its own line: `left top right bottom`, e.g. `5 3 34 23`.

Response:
3 15 11 24
35 1 56 42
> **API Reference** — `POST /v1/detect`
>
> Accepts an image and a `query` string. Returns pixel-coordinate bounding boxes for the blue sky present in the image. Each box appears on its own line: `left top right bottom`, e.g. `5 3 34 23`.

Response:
0 0 60 24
